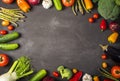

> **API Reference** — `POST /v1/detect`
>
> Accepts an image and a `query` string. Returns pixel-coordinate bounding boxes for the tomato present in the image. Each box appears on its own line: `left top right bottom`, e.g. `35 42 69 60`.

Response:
62 0 75 7
2 0 14 4
7 25 15 31
72 68 78 74
93 13 99 19
0 54 9 67
52 71 59 77
0 30 8 35
1 20 10 27
102 62 108 68
101 54 107 60
88 17 94 23
111 66 120 78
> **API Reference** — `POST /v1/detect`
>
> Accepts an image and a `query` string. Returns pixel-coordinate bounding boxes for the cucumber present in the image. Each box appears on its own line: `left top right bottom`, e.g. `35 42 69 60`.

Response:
53 0 62 11
29 69 47 81
0 32 20 43
0 43 19 51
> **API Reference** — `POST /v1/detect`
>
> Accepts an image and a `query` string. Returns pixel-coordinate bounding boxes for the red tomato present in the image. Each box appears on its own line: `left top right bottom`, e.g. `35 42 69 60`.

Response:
88 17 94 23
93 13 99 19
2 0 14 4
111 66 120 78
0 54 9 67
0 30 8 35
52 71 59 77
101 54 107 60
62 0 75 7
7 25 15 31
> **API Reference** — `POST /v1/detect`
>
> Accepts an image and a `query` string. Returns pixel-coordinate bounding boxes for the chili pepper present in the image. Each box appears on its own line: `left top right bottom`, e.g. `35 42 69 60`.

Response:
93 76 100 81
17 0 31 12
69 71 83 81
104 79 114 81
100 19 107 31
107 32 119 44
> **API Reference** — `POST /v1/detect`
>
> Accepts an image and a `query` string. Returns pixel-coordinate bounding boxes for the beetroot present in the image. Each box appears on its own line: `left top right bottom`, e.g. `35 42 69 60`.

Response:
109 22 120 32
42 76 55 81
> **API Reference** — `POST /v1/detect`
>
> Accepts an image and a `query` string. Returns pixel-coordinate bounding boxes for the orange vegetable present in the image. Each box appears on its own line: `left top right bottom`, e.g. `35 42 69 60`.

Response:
111 66 120 78
84 0 93 10
16 0 31 12
93 76 100 81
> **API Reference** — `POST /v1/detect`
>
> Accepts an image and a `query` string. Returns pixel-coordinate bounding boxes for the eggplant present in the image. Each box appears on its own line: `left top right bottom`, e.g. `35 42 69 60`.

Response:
99 44 120 63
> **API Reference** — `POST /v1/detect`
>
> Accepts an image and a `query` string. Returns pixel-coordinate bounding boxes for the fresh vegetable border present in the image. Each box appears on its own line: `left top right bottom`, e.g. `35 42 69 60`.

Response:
0 0 120 81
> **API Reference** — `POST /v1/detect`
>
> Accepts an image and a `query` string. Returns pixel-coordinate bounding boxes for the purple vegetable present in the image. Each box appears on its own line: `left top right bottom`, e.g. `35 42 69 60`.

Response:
109 22 120 32
42 76 55 81
27 0 40 5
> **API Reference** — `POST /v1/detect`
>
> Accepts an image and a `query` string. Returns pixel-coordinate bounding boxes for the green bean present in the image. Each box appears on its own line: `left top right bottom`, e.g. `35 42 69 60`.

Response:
81 0 90 13
77 0 84 15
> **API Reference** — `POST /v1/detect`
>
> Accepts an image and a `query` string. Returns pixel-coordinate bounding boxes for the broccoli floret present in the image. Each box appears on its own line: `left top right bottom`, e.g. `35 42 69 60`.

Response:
98 0 120 20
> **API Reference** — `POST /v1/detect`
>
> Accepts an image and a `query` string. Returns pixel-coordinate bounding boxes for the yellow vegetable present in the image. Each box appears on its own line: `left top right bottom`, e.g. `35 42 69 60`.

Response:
84 0 93 10
102 62 107 69
93 76 100 81
108 32 119 44
72 68 78 74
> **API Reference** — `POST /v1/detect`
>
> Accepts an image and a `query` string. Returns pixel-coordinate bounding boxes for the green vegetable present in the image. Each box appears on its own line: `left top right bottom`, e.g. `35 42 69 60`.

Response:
98 0 120 20
53 0 62 11
0 32 20 43
57 65 73 80
29 69 47 81
0 56 34 81
0 43 19 51
115 0 120 6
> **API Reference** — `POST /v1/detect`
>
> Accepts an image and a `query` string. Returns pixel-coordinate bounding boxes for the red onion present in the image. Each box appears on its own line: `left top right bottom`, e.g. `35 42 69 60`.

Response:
109 22 120 32
27 0 40 5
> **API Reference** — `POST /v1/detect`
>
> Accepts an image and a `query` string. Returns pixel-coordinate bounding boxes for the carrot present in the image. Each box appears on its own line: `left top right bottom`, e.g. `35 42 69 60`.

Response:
16 0 31 12
84 0 93 10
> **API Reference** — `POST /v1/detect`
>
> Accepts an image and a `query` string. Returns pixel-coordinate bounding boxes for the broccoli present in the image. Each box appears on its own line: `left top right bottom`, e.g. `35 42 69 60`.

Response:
98 0 120 20
57 65 73 80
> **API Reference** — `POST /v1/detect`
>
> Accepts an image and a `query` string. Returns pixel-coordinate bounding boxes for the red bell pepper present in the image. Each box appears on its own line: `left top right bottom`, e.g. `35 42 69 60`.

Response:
69 71 83 81
100 19 107 31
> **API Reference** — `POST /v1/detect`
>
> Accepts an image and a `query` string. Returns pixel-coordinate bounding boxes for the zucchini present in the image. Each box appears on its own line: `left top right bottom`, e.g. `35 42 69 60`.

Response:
0 32 20 43
53 0 62 11
0 43 19 51
29 69 47 81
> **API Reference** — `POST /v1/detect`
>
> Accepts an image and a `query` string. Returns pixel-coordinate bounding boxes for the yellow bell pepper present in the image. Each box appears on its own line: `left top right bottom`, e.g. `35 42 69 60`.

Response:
108 32 119 44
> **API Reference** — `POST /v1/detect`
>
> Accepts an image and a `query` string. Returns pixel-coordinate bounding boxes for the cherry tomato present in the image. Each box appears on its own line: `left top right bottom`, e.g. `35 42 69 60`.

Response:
72 68 78 74
62 0 75 7
52 71 59 77
102 62 108 68
93 13 99 19
0 30 8 35
0 54 9 67
101 54 107 60
111 66 120 78
7 25 15 31
1 20 10 27
2 0 14 4
88 17 94 23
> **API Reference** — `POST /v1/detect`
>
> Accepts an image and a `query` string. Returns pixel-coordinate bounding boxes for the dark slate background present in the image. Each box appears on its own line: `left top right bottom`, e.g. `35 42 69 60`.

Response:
0 1 118 81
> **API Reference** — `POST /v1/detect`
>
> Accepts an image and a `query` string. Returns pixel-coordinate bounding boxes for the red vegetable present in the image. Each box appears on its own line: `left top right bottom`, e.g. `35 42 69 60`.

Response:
100 19 107 31
42 76 55 81
111 66 120 78
0 30 8 35
27 0 40 5
104 79 114 81
109 22 120 32
2 0 14 4
52 71 59 77
62 0 75 7
69 71 83 81
0 54 9 67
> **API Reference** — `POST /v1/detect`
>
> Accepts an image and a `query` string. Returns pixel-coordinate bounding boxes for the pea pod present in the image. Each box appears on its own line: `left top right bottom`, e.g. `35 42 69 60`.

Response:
53 0 62 11
0 43 19 51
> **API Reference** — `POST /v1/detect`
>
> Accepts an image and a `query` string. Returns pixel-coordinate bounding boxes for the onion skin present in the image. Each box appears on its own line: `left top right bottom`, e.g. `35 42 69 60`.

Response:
109 22 120 32
27 0 40 5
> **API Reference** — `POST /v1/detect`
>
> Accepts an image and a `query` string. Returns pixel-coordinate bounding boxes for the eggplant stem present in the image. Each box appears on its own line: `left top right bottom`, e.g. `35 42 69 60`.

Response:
99 44 108 51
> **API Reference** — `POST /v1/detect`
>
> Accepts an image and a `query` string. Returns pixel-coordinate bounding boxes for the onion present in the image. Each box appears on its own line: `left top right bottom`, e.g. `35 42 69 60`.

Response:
109 22 120 32
27 0 40 5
